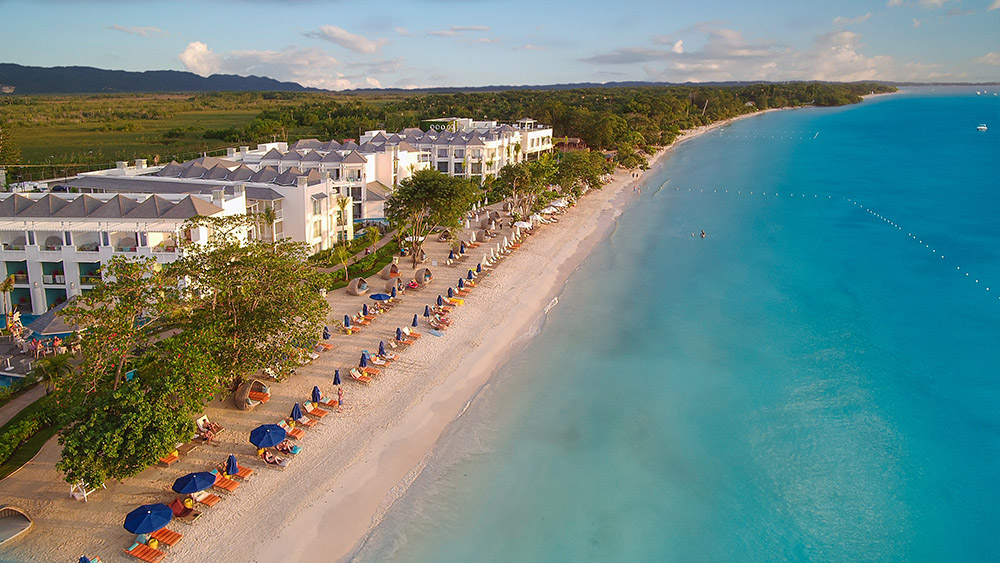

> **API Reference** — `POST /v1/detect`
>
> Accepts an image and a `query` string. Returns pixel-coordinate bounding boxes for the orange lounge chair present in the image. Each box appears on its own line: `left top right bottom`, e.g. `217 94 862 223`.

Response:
150 527 183 547
124 542 165 563
318 395 339 408
277 420 305 440
190 490 221 507
396 336 415 346
349 368 373 384
210 469 240 493
158 451 179 467
361 365 381 376
292 414 317 427
220 461 254 480
403 327 422 339
352 315 371 326
247 390 270 403
303 402 329 418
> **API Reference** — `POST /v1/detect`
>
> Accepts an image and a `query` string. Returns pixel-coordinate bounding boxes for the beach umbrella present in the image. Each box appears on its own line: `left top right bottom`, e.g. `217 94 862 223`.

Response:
360 354 368 368
458 278 465 289
312 386 322 403
171 472 215 494
370 293 392 301
322 326 331 340
447 287 454 298
464 218 470 229
412 314 419 327
379 341 387 356
449 250 456 260
460 241 467 254
437 295 444 306
333 369 341 385
396 327 404 341
80 558 92 563
424 305 431 318
391 286 397 298
343 314 352 328
477 263 483 273
249 424 286 449
123 503 172 534
362 303 369 316
468 270 475 280
226 454 239 476
291 403 303 421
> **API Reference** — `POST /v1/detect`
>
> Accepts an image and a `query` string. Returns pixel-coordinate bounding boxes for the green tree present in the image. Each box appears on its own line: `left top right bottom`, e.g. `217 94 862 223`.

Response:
385 169 479 268
32 353 73 395
0 274 14 317
258 204 278 246
335 195 351 241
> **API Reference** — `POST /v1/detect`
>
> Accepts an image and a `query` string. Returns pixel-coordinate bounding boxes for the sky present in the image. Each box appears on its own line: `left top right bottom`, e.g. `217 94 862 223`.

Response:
2 0 999 89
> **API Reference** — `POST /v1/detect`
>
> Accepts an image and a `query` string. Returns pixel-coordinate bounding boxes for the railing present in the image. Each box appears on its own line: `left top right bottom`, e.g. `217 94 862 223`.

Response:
76 243 100 252
80 275 101 285
152 245 178 253
115 246 138 252
13 274 28 284
2 244 25 251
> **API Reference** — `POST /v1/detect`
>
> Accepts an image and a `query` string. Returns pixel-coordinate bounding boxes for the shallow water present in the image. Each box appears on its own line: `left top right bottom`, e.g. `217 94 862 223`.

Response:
355 88 1000 562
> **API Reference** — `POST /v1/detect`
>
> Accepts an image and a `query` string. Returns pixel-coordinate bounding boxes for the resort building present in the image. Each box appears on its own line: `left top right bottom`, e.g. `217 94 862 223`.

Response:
0 190 244 314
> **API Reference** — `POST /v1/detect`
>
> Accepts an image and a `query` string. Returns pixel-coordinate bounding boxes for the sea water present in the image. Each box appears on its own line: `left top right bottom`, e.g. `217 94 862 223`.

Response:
354 88 1000 562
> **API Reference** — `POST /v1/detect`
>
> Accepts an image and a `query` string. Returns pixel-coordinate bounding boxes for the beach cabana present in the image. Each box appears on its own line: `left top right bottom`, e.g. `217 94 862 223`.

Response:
477 229 490 242
379 263 400 280
415 268 433 286
384 277 404 293
479 218 491 229
0 506 32 547
489 210 502 221
347 277 369 296
234 379 270 411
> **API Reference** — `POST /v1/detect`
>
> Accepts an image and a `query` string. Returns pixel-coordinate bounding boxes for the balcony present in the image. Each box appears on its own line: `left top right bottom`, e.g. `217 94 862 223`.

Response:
80 275 102 285
2 244 25 251
12 273 28 284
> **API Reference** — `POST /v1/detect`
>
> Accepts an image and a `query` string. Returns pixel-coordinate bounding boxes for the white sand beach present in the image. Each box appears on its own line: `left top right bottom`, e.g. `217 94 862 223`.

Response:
0 113 763 563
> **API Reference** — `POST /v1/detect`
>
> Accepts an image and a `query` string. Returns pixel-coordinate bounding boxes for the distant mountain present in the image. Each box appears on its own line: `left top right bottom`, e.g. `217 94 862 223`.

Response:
0 63 317 94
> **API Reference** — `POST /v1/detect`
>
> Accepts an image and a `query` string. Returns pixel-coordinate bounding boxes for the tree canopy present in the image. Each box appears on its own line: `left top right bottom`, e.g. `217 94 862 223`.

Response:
385 169 480 266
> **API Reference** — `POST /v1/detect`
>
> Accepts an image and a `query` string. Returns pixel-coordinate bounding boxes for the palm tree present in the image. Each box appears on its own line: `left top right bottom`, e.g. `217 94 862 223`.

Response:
335 196 351 242
258 205 278 246
33 352 73 395
365 226 380 253
334 244 351 283
0 274 14 318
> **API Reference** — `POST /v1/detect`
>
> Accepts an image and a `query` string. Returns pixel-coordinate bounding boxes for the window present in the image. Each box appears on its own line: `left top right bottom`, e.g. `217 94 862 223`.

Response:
454 149 464 159
353 203 362 219
437 162 449 173
313 220 322 238
454 162 465 174
437 148 448 158
470 149 482 159
312 199 322 215
471 162 482 175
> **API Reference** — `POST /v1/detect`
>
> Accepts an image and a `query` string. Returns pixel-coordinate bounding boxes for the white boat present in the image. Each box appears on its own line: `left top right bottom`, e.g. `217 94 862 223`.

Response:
977 124 988 132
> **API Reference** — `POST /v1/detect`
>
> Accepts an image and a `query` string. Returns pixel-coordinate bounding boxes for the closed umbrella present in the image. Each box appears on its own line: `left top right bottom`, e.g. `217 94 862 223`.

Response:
477 263 483 273
226 454 239 476
312 386 322 403
391 286 397 298
322 325 331 340
460 241 466 254
412 314 419 327
458 278 465 289
396 327 404 341
363 303 369 316
370 293 391 301
449 250 456 260
123 503 172 534
379 341 387 356
424 305 431 317
333 369 341 385
360 354 368 368
437 295 444 307
249 424 286 448
171 472 216 494
447 287 454 298
343 314 352 328
468 270 475 280
291 403 303 420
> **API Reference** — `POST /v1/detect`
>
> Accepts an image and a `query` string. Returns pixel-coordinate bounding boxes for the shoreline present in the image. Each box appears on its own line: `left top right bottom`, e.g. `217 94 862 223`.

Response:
0 109 773 563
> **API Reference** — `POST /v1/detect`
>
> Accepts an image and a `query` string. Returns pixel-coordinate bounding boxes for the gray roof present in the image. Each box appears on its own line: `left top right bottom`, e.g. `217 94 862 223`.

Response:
123 195 175 219
203 163 232 180
320 151 344 163
244 186 283 201
301 150 323 162
273 167 304 186
88 194 140 218
18 194 71 217
291 139 323 150
161 195 223 219
280 150 304 162
311 193 328 200
179 164 208 178
250 166 279 183
0 193 220 221
0 194 36 216
261 148 284 161
157 161 184 177
365 181 390 201
340 141 359 151
465 135 486 147
52 194 105 217
341 151 367 165
321 140 341 151
226 164 255 181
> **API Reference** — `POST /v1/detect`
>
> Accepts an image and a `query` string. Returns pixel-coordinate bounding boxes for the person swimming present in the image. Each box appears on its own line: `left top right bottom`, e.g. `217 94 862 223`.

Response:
701 230 706 238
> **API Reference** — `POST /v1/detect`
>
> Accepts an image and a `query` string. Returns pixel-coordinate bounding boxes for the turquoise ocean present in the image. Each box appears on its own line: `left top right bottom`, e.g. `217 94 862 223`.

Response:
355 88 1000 562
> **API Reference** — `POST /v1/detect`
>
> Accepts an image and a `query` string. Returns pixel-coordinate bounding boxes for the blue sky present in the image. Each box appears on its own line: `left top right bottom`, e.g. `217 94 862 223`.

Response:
2 0 999 89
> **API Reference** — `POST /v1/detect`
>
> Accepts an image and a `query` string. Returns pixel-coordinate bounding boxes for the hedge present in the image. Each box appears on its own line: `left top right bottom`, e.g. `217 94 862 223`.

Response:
0 416 45 466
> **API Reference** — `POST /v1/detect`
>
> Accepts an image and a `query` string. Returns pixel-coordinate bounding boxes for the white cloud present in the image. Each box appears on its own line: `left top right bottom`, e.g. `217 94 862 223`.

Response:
429 25 490 37
395 27 411 37
672 40 684 54
919 0 955 6
887 0 903 5
107 24 166 37
975 52 1000 65
514 44 545 51
178 41 220 76
834 13 872 25
989 0 1000 10
306 25 386 54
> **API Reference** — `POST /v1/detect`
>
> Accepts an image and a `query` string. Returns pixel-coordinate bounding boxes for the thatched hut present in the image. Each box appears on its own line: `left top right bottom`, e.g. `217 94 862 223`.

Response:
347 277 369 296
415 268 433 286
380 263 400 280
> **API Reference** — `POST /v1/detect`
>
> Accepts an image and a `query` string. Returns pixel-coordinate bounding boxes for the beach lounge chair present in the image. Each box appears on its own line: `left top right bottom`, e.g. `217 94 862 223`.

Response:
396 333 416 346
349 368 373 384
318 395 339 408
210 469 240 494
352 314 371 326
361 365 381 376
259 449 290 469
176 442 199 456
190 490 221 507
150 527 183 547
157 450 179 467
292 414 317 428
367 355 389 367
402 327 422 339
168 497 202 525
316 342 334 352
196 415 224 437
124 542 165 563
274 440 301 455
379 350 399 362
218 460 254 480
303 402 329 418
277 420 305 440
235 378 271 411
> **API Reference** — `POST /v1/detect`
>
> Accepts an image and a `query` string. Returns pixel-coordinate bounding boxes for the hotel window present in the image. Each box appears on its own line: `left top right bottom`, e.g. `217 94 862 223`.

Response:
312 199 322 215
313 220 322 238
454 149 464 159
437 148 448 158
437 162 449 173
454 162 465 174
471 162 482 175
470 149 482 159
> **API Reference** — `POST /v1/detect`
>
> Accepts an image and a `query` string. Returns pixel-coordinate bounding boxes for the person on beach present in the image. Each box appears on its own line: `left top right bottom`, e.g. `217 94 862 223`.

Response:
338 387 344 408
701 230 706 238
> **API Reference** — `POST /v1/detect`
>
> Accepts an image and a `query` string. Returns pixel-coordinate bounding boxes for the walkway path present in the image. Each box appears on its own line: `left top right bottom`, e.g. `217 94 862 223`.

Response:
0 383 45 427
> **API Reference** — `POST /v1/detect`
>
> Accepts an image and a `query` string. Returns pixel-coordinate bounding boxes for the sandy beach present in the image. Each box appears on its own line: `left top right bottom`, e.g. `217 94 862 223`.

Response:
0 112 760 563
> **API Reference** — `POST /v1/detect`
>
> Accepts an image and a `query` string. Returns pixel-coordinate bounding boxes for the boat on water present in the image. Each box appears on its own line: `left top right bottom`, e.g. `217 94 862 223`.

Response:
978 124 988 132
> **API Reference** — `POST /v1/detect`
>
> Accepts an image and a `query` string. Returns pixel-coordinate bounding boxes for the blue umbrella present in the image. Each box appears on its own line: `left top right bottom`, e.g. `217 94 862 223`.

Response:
312 386 322 403
447 287 454 298
437 295 444 306
360 354 368 368
458 278 465 289
424 305 431 318
363 303 369 316
343 314 352 328
370 293 392 301
226 454 239 476
333 369 341 385
323 325 331 340
412 314 419 327
249 424 286 448
391 286 397 298
460 241 466 253
291 403 303 420
477 263 482 273
379 341 387 356
468 270 475 280
80 558 92 563
396 327 403 340
449 250 456 260
171 471 216 494
123 503 173 534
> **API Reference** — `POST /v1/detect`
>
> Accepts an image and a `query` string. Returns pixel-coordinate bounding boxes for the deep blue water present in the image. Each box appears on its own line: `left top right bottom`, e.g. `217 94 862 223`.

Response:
355 88 1000 562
